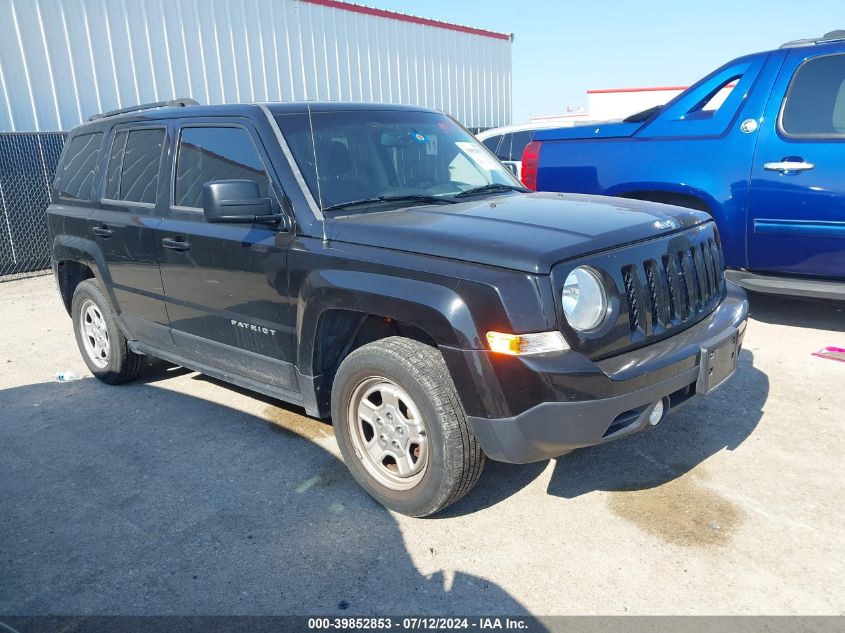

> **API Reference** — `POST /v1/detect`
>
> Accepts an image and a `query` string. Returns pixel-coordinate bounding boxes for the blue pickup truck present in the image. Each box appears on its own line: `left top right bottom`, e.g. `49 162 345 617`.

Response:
523 31 845 300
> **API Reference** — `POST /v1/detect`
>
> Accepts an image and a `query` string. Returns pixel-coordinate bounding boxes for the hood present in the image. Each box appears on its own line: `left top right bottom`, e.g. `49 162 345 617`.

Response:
532 121 641 141
325 192 710 274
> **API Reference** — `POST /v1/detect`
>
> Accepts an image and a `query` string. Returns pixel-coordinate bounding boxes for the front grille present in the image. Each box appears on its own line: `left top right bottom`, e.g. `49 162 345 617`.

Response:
553 221 726 360
623 230 725 337
621 266 640 332
661 255 676 319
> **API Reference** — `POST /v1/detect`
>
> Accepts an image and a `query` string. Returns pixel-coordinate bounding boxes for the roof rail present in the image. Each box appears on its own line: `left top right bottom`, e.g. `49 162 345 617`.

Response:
781 30 845 48
88 98 199 121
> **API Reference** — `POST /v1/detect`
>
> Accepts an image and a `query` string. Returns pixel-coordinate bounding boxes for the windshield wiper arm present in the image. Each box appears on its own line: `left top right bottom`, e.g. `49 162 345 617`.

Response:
453 183 529 198
323 195 456 213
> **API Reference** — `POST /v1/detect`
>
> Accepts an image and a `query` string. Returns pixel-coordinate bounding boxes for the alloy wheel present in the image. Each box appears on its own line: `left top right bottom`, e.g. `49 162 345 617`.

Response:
79 299 110 368
347 376 429 491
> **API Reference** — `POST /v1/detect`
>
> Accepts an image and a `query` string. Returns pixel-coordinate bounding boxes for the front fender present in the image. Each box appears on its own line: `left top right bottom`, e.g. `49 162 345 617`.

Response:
295 268 517 419
296 269 481 374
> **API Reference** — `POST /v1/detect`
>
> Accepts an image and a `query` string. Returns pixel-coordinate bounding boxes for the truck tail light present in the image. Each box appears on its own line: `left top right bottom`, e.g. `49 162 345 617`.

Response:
521 141 542 190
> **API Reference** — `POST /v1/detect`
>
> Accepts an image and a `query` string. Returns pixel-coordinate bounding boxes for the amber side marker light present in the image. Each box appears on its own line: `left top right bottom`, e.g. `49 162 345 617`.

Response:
486 331 569 355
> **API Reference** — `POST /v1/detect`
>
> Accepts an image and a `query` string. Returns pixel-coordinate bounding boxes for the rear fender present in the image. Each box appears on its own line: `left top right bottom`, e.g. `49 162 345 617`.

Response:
606 182 719 215
606 182 744 264
51 234 113 304
52 235 108 283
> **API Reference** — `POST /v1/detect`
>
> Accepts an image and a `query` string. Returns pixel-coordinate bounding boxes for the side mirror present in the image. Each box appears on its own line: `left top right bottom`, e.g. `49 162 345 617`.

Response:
202 180 279 225
500 161 520 177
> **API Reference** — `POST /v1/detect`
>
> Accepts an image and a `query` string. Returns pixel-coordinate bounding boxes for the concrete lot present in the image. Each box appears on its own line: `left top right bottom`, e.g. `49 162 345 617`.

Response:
1 274 843 616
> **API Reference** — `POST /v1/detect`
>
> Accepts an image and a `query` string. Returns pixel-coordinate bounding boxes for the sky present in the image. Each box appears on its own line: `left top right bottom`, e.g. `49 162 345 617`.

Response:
362 0 843 123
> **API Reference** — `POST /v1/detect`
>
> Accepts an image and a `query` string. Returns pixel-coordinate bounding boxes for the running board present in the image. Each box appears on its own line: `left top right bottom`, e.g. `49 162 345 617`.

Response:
726 270 845 301
131 341 306 410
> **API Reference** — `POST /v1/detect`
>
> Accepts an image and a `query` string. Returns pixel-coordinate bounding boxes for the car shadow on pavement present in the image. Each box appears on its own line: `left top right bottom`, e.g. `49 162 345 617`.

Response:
746 291 845 332
434 460 549 518
0 375 544 620
547 349 767 499
186 372 551 521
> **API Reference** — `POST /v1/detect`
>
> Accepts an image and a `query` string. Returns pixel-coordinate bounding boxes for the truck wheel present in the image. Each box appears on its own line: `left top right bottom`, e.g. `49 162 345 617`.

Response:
332 336 485 517
71 279 146 384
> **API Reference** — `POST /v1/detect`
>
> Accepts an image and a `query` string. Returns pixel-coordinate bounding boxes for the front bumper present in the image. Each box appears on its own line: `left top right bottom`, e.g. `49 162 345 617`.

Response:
458 283 748 463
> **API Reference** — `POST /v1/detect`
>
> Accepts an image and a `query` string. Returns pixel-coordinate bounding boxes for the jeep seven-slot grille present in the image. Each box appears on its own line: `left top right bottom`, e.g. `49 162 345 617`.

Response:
621 267 640 332
623 236 725 337
554 223 726 359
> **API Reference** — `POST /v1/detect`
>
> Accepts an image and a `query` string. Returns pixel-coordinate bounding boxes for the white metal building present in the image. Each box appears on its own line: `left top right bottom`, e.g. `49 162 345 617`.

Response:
0 0 513 132
586 83 735 121
527 87 686 126
586 86 687 121
528 83 735 126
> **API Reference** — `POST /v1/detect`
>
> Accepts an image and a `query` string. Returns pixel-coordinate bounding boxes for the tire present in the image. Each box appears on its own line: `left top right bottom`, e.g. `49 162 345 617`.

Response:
331 336 485 517
71 279 146 385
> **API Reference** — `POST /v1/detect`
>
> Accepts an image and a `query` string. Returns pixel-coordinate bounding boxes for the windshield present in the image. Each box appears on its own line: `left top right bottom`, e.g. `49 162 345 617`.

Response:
274 109 524 212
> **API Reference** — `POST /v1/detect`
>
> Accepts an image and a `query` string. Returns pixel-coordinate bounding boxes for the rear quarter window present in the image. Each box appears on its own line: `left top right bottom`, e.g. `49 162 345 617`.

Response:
55 132 103 201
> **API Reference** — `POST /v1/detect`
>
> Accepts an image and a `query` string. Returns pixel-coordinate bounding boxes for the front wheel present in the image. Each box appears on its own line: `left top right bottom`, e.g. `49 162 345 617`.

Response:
332 337 485 517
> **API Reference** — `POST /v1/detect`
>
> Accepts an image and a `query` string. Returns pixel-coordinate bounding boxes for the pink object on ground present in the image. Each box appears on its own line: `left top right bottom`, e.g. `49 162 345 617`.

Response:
812 346 845 363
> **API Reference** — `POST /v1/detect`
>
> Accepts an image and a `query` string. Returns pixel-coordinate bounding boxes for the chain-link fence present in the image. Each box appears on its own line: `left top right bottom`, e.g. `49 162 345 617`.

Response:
0 132 67 280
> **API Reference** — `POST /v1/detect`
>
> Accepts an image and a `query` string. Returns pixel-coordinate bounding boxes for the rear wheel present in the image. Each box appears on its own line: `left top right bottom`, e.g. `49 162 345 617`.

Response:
71 279 146 384
332 336 485 517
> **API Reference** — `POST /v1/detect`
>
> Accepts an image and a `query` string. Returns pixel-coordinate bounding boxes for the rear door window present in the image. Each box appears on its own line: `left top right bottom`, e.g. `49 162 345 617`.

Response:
103 131 128 200
103 128 166 205
173 126 270 209
55 132 103 200
780 53 845 137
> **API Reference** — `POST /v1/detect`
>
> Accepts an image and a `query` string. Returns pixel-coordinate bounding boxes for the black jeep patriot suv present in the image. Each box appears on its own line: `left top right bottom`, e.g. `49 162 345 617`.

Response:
48 100 748 516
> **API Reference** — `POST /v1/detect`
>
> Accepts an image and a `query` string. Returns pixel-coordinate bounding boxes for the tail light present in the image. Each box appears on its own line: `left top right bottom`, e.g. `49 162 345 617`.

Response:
521 141 542 190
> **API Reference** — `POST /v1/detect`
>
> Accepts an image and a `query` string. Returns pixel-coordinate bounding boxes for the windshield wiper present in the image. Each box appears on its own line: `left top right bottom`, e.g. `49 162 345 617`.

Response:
453 183 529 198
323 195 456 213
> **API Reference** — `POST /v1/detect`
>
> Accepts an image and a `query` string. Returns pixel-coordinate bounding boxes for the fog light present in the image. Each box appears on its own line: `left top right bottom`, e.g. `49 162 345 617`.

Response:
648 400 665 426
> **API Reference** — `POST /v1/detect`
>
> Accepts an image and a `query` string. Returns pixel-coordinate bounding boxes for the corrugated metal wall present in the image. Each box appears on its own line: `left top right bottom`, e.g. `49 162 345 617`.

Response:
0 0 512 132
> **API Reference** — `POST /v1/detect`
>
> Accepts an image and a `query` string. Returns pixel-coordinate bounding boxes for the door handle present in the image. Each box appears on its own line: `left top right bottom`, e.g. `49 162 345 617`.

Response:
161 236 191 252
91 226 113 238
763 159 815 172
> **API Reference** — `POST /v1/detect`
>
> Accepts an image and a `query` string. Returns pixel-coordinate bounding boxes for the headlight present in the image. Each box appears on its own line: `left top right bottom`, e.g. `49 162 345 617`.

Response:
562 266 608 332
